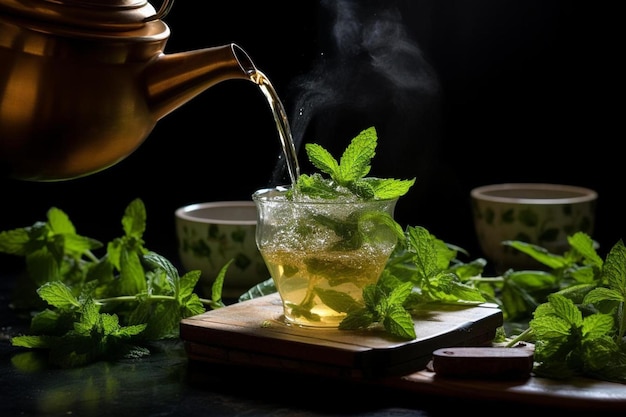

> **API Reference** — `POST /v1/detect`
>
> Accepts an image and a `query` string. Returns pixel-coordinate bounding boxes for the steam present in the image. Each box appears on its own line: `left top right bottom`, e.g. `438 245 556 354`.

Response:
272 0 440 184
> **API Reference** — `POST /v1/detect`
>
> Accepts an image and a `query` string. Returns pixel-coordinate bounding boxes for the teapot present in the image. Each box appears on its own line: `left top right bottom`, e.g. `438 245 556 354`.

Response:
0 0 259 181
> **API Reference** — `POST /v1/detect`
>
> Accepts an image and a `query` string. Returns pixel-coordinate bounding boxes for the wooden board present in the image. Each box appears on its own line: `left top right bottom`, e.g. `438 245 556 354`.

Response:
180 294 626 411
180 293 503 378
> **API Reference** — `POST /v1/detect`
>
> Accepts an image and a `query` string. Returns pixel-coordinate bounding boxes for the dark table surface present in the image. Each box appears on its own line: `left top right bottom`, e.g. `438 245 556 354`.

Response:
1 268 621 417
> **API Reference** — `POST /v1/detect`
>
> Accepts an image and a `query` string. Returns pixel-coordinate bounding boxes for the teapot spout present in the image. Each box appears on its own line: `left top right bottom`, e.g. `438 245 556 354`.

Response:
147 43 257 121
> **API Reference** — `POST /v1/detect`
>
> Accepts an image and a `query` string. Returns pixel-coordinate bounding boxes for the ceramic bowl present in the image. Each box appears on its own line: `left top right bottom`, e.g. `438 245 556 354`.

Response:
470 183 597 272
175 201 269 299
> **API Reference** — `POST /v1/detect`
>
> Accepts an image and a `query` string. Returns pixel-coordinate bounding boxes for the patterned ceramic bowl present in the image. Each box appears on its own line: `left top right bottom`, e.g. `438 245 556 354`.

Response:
471 183 598 273
175 201 269 299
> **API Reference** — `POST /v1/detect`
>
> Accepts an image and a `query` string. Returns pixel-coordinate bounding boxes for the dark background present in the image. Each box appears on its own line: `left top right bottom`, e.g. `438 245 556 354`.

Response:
1 0 623 273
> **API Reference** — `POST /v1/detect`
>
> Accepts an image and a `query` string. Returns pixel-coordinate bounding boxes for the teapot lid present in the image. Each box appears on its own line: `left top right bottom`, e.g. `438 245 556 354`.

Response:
0 0 174 31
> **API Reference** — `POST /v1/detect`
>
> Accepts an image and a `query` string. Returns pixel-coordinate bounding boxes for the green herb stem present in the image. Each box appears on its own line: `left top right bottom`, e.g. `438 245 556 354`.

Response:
96 294 221 310
95 294 174 305
468 276 504 284
504 327 534 348
85 250 100 263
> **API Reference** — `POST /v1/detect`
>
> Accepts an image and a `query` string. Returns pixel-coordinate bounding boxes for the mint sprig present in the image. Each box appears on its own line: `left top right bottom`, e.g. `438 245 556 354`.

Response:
512 238 626 383
2 198 227 368
338 274 416 339
288 126 413 250
291 126 415 201
12 290 149 368
339 225 485 339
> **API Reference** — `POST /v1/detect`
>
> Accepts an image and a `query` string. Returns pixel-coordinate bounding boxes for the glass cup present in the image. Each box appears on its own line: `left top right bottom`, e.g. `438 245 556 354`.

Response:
252 186 400 328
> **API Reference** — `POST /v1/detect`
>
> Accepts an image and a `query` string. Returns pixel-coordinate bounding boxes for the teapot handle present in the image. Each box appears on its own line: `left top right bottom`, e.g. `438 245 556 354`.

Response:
145 0 176 22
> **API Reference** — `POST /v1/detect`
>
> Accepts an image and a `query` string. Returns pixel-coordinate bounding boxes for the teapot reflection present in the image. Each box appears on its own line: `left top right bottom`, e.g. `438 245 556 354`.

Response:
0 0 258 181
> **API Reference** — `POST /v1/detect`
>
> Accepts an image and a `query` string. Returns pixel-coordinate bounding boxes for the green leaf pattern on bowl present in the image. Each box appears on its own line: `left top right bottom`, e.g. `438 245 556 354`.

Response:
178 223 265 279
473 199 596 268
517 209 539 228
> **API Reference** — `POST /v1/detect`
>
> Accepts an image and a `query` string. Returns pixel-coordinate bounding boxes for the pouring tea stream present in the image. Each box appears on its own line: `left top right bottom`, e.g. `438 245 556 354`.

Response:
0 0 299 182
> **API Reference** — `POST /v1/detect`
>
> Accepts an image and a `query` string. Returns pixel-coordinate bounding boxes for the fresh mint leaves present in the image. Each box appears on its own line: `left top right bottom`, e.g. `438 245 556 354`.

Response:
339 225 486 339
11 290 150 368
289 126 411 252
520 237 626 383
339 274 416 339
2 198 226 368
291 126 415 201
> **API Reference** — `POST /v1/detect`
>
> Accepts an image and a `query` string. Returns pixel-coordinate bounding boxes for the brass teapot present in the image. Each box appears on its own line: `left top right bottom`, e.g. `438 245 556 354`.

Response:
0 0 258 181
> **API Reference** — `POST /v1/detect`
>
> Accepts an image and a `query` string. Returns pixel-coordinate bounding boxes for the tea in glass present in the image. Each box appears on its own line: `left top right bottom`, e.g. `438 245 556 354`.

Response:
253 187 399 328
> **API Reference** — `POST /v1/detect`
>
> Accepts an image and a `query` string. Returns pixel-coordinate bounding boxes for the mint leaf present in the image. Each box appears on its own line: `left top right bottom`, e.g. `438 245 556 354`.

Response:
337 126 376 183
338 308 375 329
47 207 76 235
122 198 147 238
37 281 80 310
361 177 415 200
602 239 626 296
0 228 30 255
502 240 570 270
568 231 604 268
304 143 340 178
47 208 102 259
315 287 361 313
210 260 232 309
383 304 416 339
407 226 440 281
295 126 415 201
119 245 147 295
10 335 53 349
